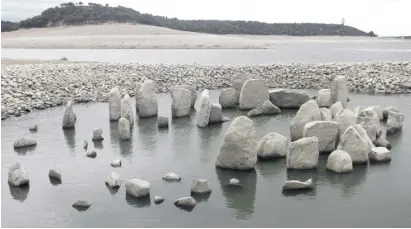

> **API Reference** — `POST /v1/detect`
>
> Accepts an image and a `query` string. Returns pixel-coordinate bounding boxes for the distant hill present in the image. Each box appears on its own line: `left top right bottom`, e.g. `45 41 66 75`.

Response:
2 2 375 36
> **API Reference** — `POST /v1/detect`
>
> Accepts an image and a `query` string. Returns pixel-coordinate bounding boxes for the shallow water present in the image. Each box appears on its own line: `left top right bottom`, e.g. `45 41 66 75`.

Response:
1 90 411 227
3 41 411 65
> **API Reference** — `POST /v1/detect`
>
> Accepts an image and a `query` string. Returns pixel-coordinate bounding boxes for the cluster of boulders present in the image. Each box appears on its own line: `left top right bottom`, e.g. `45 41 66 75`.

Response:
2 61 410 119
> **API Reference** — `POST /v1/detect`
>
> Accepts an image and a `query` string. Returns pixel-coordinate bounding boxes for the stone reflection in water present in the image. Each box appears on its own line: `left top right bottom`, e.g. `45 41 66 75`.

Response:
125 194 151 208
9 184 30 202
191 192 211 203
49 178 62 186
109 121 120 146
171 116 194 156
137 117 158 155
216 168 257 219
255 158 287 178
63 128 76 150
14 145 37 155
325 164 368 198
197 125 222 163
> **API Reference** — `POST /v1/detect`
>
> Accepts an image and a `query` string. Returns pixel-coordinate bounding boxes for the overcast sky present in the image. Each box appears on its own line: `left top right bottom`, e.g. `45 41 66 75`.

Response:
1 0 410 36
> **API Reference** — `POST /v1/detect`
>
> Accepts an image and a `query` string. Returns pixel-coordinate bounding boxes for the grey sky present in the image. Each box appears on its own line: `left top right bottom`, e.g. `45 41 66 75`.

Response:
1 0 410 36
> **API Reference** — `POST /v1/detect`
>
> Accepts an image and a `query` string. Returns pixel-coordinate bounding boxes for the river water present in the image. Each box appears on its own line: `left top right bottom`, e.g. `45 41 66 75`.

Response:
2 90 411 227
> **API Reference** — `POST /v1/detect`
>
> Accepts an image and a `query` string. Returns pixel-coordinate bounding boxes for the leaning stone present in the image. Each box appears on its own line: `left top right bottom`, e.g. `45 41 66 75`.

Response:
209 103 224 124
125 179 151 198
109 87 121 121
174 197 197 209
72 200 91 211
369 147 391 162
62 100 76 129
110 159 122 167
105 172 121 188
118 118 131 140
8 162 30 186
137 80 158 118
352 124 375 151
287 137 319 169
320 108 332 121
196 89 212 127
269 89 311 108
337 126 369 164
290 100 321 141
29 124 38 132
330 101 344 119
86 151 97 158
316 89 331 107
239 79 269 110
157 116 169 129
191 179 212 194
356 108 381 142
13 137 37 148
282 179 313 190
326 150 353 173
92 129 104 141
216 116 257 170
162 172 181 182
219 88 237 108
262 100 281 114
383 106 399 120
247 106 263 117
171 87 192 118
121 94 134 127
232 74 252 103
303 121 339 153
386 111 404 134
257 132 288 158
49 169 61 180
336 109 356 138
330 75 349 108
154 196 165 204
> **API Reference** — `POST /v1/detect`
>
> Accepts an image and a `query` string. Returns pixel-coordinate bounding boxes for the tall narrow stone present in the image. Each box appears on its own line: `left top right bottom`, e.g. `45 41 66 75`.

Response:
62 100 76 129
109 87 121 121
330 75 348 108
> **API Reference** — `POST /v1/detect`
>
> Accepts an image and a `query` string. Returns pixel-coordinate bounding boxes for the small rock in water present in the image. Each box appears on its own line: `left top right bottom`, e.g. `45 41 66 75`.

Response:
369 147 391 162
191 179 212 194
110 159 122 167
157 116 169 129
228 178 241 186
72 200 91 211
105 172 122 188
154 196 165 204
13 137 37 148
174 197 197 209
92 129 104 141
86 151 97 158
162 172 181 182
29 124 38 132
83 140 88 150
125 179 151 198
282 178 314 190
48 169 62 181
8 162 30 187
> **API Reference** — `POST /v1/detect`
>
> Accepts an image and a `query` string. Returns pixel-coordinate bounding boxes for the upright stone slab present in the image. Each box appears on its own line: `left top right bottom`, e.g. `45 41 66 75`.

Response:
118 118 131 140
196 89 212 127
290 100 321 141
137 80 158 118
286 137 319 169
216 116 257 170
330 75 349 108
356 108 381 142
180 85 197 108
336 109 356 138
352 124 375 151
337 126 369 164
62 100 76 129
219 88 237 108
171 87 192 118
232 74 251 103
256 132 288 158
108 87 121 121
330 101 344 119
239 79 269 110
303 121 339 153
209 103 225 124
316 89 331 107
269 89 310 108
386 111 404 134
121 94 134 127
135 82 143 112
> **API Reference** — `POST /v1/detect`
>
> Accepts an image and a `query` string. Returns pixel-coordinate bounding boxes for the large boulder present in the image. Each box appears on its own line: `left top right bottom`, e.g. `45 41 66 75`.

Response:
356 108 381 142
269 89 310 108
118 118 131 140
108 87 121 121
247 100 281 117
369 147 391 162
352 124 375 151
8 162 30 186
337 126 369 164
256 132 288 159
286 137 319 169
62 100 76 129
316 89 331 107
282 179 313 190
336 109 356 138
171 87 192 118
191 179 212 194
386 111 404 134
326 150 353 173
125 179 151 198
239 79 269 110
330 101 344 119
121 94 134 127
134 82 143 112
196 89 212 127
232 74 252 103
290 100 321 141
219 88 237 108
209 103 229 124
137 80 158 118
105 172 122 188
216 116 257 170
13 137 37 148
330 75 349 108
303 121 339 153
320 108 332 121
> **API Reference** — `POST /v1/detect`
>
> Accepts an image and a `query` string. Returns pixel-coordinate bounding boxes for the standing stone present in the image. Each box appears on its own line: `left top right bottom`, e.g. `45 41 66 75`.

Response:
232 74 251 103
118 118 131 140
191 179 212 194
157 116 169 129
369 147 391 162
269 89 310 108
209 103 225 124
135 82 143 112
330 101 344 119
125 179 151 198
216 116 257 170
180 85 197 108
219 88 237 108
320 108 332 121
316 89 331 107
62 100 76 129
290 100 321 141
287 137 319 169
256 132 288 158
337 126 369 164
356 108 381 142
196 89 212 127
8 162 30 186
121 94 134 127
92 129 104 141
386 111 404 134
303 121 339 153
239 79 269 110
326 150 353 173
330 75 349 108
13 137 37 148
336 109 356 138
171 87 192 118
105 172 122 188
137 80 158 118
109 87 121 121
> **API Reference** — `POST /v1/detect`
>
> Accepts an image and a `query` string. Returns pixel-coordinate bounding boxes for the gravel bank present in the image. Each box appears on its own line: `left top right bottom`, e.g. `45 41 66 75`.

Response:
1 61 410 120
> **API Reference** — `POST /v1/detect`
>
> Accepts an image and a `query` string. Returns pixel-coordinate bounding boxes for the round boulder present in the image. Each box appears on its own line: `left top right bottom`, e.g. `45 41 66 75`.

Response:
326 150 353 173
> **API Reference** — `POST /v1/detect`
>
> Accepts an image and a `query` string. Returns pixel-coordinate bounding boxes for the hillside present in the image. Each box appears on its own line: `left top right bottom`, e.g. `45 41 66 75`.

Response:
2 2 374 36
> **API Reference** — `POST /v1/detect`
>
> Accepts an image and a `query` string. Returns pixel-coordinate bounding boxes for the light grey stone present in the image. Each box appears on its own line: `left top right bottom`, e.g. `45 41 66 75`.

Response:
219 88 237 108
386 111 404 134
352 124 375 151
180 85 197 108
108 87 121 120
336 109 356 138
320 108 332 121
134 82 143 112
171 87 192 118
13 137 37 148
356 108 381 142
229 178 240 186
330 101 344 119
369 147 391 162
118 118 131 140
125 179 151 198
216 116 257 170
8 162 30 186
247 100 280 117
316 89 331 107
174 197 197 208
330 75 349 108
105 172 121 188
269 89 310 108
121 94 134 127
239 79 269 110
154 196 165 204
196 89 212 127
282 179 313 190
326 150 353 173
110 159 122 167
232 74 251 103
49 169 61 180
209 103 224 124
303 121 339 153
137 80 158 117
286 137 319 169
257 132 288 158
191 179 212 194
157 116 169 129
383 106 399 119
290 100 321 141
92 129 104 141
162 172 181 182
62 100 76 129
369 106 383 120
337 126 369 164
353 106 365 117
